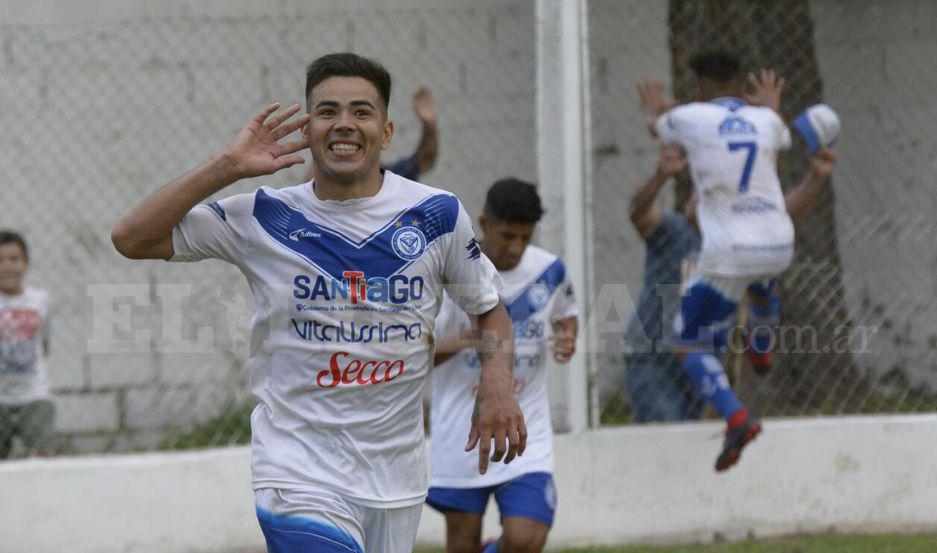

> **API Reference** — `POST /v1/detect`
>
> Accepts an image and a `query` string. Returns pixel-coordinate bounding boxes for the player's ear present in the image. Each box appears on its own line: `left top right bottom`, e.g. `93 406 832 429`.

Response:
381 119 394 150
301 121 309 141
478 214 489 235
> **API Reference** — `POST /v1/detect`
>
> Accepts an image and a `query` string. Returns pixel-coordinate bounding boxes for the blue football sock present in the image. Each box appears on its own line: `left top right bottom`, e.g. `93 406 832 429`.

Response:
482 539 500 553
749 295 780 354
681 350 743 419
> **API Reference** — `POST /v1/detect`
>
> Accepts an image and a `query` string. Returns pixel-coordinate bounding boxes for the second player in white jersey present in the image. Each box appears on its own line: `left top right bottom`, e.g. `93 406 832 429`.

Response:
427 178 577 553
656 97 794 277
431 244 576 487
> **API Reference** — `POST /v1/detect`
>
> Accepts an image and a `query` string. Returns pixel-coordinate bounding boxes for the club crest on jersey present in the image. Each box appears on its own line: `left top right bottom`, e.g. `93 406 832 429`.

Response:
391 225 427 260
718 116 757 135
528 283 551 311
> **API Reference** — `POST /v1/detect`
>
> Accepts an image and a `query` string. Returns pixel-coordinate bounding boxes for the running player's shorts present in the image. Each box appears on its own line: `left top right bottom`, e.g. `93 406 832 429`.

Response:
426 472 557 526
255 487 422 553
673 272 779 350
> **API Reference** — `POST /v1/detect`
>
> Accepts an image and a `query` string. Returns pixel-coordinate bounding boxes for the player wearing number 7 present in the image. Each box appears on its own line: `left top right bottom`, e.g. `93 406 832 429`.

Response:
644 51 793 471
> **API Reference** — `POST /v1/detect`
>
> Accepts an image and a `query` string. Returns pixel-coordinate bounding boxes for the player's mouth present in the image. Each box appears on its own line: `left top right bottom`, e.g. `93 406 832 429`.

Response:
327 141 362 158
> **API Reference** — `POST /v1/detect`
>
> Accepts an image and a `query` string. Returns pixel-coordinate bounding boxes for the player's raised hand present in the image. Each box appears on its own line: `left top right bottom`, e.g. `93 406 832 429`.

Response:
465 365 527 475
655 143 688 178
412 87 438 125
745 69 785 114
221 103 310 179
809 147 837 180
637 78 676 117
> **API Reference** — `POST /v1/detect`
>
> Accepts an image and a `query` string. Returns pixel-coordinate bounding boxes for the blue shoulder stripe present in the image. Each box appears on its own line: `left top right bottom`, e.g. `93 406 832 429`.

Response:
505 257 566 323
252 189 459 280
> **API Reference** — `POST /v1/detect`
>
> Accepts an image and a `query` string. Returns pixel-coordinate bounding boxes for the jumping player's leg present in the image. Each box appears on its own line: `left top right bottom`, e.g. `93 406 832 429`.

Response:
674 274 761 471
426 486 492 553
254 488 365 553
485 472 556 553
745 279 781 373
673 276 745 420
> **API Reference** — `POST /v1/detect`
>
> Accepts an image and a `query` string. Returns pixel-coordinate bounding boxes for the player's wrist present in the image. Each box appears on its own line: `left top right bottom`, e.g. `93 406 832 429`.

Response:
212 151 250 183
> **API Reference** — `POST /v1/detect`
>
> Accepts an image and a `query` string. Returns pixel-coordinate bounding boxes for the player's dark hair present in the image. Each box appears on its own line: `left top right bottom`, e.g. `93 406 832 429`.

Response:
0 230 28 261
305 53 392 109
689 50 741 83
483 178 545 224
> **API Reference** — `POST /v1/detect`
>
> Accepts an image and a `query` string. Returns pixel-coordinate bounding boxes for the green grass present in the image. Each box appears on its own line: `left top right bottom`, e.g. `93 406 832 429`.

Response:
416 533 937 552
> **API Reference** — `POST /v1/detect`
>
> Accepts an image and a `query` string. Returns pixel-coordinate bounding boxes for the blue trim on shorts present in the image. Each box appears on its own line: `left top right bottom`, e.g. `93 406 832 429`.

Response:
256 506 364 553
427 472 557 527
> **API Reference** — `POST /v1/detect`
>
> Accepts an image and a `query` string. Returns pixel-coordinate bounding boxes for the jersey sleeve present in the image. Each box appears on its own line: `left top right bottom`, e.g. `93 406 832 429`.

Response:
441 200 503 315
655 107 688 145
170 192 253 265
549 262 579 323
770 110 792 150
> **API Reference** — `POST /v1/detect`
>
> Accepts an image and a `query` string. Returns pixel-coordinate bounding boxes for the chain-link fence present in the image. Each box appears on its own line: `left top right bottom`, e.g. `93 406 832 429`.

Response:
589 0 937 424
1 0 934 458
0 0 536 456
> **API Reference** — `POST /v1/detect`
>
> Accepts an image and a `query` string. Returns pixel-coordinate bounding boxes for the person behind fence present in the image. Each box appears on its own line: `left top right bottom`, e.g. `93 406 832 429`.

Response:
305 85 438 182
0 230 55 460
111 52 525 553
638 50 818 471
428 179 578 553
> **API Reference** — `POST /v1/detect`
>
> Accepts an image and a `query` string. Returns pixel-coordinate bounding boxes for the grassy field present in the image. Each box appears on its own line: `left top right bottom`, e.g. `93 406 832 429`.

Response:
416 533 937 552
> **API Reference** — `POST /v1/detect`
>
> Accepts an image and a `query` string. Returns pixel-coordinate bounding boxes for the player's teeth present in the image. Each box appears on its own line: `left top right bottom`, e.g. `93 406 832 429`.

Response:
331 144 359 152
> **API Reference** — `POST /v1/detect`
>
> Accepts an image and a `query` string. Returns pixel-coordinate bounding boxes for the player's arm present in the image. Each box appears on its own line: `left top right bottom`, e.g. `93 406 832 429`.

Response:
111 103 308 260
412 87 439 175
433 314 478 366
784 148 837 221
549 316 578 364
629 143 687 238
466 301 526 475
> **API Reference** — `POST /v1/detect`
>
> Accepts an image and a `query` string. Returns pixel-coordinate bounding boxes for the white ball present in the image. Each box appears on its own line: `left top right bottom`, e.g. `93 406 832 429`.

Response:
793 104 841 153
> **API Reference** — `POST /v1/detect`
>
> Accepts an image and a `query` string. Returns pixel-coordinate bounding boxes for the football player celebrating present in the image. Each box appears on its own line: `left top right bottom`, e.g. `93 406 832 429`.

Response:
112 53 525 553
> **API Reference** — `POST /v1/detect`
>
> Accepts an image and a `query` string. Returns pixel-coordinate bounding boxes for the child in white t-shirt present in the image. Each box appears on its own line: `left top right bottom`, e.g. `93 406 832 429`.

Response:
0 230 54 459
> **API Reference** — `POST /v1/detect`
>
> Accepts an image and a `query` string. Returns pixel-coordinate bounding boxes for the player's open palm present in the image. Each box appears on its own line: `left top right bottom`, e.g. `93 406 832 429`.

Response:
412 87 437 125
222 103 310 179
746 69 785 114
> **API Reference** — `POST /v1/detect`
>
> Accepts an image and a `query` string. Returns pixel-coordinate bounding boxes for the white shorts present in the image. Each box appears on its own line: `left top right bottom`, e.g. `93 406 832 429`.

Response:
255 487 423 553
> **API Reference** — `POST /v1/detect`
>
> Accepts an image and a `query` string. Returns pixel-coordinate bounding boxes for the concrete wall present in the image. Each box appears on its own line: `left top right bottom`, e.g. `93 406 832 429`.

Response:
811 0 937 386
0 0 536 453
3 415 937 552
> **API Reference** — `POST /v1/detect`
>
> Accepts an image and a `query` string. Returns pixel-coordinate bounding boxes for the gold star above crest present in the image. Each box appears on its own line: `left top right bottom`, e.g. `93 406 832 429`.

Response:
411 219 421 227
394 221 403 228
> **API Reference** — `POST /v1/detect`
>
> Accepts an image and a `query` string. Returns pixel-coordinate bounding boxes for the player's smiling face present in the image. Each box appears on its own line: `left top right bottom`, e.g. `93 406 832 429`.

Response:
305 76 394 185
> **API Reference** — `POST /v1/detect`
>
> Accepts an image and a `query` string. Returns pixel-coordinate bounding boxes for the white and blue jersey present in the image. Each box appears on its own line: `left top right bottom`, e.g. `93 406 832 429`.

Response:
430 245 577 488
171 171 501 509
656 97 794 277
